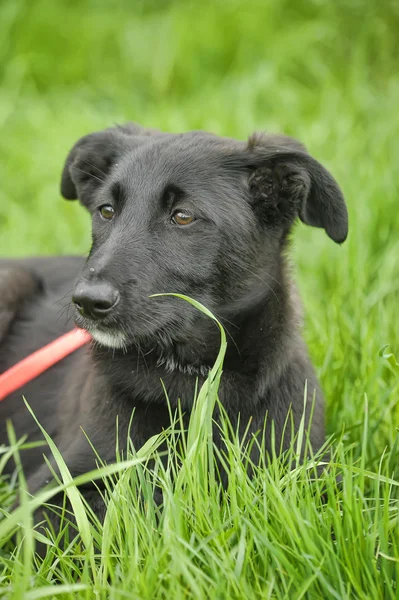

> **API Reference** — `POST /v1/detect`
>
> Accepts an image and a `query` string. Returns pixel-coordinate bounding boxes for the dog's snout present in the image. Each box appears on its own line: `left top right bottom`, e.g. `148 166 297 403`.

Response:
73 281 120 320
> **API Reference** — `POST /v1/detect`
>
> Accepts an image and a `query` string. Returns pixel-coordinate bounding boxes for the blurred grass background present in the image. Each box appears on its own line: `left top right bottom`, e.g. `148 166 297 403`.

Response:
0 0 398 465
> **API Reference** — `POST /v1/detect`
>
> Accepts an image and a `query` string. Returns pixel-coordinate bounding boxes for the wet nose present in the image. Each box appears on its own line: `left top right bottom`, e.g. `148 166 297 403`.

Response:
72 281 120 320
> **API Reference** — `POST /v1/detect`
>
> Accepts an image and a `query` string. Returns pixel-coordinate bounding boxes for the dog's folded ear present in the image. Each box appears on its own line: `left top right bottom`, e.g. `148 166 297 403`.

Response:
231 133 348 243
60 123 160 207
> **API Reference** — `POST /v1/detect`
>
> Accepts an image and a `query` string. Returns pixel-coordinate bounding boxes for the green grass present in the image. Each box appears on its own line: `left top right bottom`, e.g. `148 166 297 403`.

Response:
0 0 398 597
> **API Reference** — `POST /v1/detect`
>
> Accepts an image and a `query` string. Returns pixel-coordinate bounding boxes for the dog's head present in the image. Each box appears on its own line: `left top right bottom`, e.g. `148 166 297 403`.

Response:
61 123 347 352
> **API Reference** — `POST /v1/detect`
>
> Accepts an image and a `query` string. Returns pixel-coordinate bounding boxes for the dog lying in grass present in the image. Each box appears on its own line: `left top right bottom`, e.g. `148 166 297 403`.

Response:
0 123 347 541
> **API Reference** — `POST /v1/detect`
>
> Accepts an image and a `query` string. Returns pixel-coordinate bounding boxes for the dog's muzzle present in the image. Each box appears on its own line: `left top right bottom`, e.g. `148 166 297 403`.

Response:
72 280 120 321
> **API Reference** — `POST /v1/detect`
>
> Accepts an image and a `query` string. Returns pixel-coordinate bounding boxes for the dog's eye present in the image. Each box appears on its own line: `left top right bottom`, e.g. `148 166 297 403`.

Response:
99 205 115 221
171 210 195 226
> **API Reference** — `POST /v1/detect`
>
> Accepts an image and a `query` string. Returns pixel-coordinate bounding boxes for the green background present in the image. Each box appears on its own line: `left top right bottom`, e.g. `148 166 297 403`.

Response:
0 0 398 458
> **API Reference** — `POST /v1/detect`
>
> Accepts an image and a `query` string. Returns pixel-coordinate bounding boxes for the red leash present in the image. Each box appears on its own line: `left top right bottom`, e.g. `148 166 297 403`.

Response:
0 328 92 402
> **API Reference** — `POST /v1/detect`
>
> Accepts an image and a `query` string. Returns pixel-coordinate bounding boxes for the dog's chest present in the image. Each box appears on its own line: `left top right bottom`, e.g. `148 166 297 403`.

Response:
97 349 208 410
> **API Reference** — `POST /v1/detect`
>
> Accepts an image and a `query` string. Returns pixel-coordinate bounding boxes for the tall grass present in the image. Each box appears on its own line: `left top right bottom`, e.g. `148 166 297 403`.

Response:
1 299 398 598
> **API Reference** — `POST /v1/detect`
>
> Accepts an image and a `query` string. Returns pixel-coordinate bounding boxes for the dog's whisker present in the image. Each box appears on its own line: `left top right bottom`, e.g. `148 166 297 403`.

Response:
52 288 74 307
239 264 281 303
216 320 241 357
72 166 105 185
81 158 110 179
56 305 73 323
213 313 239 331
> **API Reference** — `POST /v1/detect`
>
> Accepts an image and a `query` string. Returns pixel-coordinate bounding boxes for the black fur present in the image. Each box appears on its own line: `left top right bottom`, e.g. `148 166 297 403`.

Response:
0 123 347 542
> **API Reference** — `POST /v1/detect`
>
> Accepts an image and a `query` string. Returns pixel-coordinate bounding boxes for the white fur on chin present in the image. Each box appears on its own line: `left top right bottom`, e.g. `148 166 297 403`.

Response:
90 328 127 349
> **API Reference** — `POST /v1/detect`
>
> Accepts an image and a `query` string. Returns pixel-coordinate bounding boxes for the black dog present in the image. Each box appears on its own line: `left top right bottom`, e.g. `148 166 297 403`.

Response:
0 123 347 534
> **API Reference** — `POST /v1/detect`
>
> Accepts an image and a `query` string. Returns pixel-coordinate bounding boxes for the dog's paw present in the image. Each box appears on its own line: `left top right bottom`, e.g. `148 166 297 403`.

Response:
0 266 43 338
0 266 42 306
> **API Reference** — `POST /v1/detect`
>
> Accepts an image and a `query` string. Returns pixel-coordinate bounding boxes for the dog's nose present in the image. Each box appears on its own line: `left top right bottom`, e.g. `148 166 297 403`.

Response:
72 281 120 320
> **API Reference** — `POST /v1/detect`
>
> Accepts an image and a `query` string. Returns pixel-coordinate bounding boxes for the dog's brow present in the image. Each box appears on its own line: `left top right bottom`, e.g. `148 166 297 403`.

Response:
160 184 185 208
111 182 125 204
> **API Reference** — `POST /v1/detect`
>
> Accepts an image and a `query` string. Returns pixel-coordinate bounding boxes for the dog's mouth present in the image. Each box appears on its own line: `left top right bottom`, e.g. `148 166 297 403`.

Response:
74 313 129 350
75 315 170 352
88 326 129 350
74 309 219 374
73 301 204 353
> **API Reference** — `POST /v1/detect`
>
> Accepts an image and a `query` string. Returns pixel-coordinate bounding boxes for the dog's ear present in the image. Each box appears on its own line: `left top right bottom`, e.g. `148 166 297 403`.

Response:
230 133 348 243
60 123 160 207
